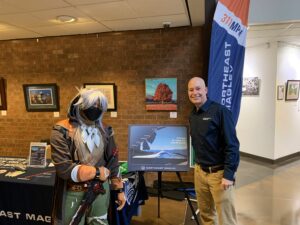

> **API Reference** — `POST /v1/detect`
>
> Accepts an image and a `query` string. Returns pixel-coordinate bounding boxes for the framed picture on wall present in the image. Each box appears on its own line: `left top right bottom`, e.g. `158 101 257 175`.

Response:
145 78 177 111
285 80 300 101
277 85 284 100
23 83 59 112
84 83 117 111
242 77 260 96
0 77 7 110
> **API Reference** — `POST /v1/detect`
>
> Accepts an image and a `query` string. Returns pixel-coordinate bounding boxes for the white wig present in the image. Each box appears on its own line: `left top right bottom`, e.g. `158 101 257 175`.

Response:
74 88 108 111
69 88 108 130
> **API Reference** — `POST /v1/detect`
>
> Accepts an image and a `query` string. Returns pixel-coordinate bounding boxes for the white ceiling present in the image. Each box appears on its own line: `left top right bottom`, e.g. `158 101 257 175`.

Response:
247 22 300 47
247 0 300 47
0 0 300 47
0 0 204 41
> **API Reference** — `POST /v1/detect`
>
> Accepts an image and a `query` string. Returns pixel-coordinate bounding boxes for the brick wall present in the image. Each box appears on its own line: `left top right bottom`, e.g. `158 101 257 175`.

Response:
0 26 204 183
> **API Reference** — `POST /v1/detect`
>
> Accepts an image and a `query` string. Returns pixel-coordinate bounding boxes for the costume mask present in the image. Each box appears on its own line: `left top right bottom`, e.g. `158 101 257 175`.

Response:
82 106 102 121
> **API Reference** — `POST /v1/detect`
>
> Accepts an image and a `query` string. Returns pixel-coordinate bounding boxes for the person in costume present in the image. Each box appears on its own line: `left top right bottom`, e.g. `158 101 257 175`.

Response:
50 88 126 225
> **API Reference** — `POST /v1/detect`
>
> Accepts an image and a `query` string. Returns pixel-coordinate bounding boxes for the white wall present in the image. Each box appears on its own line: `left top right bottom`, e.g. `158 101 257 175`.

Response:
238 42 300 160
237 42 277 159
274 43 300 159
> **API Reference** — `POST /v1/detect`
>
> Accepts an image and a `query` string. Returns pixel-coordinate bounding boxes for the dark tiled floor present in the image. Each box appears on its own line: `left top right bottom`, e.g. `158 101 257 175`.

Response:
131 158 300 225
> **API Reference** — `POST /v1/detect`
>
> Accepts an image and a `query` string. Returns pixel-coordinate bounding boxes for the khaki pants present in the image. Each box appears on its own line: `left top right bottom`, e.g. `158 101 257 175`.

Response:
194 164 237 225
64 181 110 225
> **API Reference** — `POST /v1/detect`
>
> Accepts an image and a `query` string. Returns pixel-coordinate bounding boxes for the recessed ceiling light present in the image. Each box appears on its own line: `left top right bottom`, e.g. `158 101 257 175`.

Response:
56 15 77 23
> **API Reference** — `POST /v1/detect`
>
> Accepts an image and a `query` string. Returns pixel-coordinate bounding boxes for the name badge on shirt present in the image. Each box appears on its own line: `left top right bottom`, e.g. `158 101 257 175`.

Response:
203 117 211 121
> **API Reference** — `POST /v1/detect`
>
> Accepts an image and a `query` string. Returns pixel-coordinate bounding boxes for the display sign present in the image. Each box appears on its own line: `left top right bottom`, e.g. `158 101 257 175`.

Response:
28 142 47 168
207 0 250 125
127 124 189 172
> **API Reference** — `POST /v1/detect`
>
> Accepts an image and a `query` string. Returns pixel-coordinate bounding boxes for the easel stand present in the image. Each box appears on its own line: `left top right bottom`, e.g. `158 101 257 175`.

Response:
176 172 200 225
157 171 162 218
155 171 200 225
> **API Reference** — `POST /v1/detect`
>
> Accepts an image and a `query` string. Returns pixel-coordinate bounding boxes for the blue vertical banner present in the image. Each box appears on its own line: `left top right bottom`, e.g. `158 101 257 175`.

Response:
208 0 250 125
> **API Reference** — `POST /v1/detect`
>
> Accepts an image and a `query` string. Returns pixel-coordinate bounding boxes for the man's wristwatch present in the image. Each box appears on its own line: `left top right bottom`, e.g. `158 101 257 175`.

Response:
94 167 100 179
116 188 125 193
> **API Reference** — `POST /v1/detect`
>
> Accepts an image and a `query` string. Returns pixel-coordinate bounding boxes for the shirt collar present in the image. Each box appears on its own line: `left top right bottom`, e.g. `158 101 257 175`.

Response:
193 99 212 113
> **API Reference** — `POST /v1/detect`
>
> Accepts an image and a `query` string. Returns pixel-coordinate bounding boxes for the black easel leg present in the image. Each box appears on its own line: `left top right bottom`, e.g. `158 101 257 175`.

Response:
176 172 200 225
157 171 162 218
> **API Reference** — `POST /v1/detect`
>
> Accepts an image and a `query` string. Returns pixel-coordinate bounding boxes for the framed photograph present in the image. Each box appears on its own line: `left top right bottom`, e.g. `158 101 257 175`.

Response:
84 83 117 111
28 142 47 168
145 78 177 111
242 77 260 96
277 85 284 100
0 77 7 110
23 83 59 112
285 80 300 101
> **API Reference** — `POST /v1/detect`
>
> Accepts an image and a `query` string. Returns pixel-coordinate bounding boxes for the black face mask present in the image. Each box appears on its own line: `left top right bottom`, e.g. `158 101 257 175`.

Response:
82 106 102 121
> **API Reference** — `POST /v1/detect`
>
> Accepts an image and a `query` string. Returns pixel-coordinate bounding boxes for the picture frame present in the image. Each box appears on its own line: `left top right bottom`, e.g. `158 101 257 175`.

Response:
285 80 300 101
23 83 59 112
242 77 260 96
28 142 47 168
145 78 177 111
83 83 117 111
0 77 7 110
277 85 284 100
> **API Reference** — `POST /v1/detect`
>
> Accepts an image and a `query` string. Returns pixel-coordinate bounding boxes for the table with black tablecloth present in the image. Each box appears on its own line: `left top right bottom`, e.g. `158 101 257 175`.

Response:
0 158 148 225
0 161 56 225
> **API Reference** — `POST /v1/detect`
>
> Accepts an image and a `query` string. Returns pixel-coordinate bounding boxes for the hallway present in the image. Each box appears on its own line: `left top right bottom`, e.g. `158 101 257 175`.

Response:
131 157 300 225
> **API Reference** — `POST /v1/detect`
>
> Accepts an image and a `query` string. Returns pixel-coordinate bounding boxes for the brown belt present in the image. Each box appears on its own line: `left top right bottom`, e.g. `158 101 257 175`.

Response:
201 165 224 173
67 181 89 192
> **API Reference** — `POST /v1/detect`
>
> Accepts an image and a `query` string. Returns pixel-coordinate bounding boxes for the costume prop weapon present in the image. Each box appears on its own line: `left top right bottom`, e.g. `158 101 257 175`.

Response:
68 179 106 225
69 149 118 225
17 170 56 180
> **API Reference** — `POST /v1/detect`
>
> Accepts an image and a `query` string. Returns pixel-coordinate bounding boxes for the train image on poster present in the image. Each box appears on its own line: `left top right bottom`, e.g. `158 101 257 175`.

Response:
127 124 189 172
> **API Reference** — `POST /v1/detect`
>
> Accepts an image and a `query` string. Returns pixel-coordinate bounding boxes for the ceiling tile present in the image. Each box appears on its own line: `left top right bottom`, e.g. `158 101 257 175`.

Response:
0 27 40 40
0 13 47 27
102 18 145 31
0 0 205 40
247 23 297 39
0 1 24 14
31 7 95 25
187 0 204 26
0 22 17 31
249 23 292 31
77 1 138 21
64 0 122 6
5 0 70 12
127 0 185 17
25 25 67 37
141 14 189 29
284 27 300 37
60 21 110 34
30 21 110 36
247 22 300 47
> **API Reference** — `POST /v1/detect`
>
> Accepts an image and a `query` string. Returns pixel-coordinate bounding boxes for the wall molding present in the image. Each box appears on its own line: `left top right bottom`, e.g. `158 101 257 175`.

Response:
240 151 300 167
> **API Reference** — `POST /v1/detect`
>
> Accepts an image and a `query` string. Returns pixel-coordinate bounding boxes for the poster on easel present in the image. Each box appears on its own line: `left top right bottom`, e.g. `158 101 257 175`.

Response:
127 124 189 172
28 142 47 168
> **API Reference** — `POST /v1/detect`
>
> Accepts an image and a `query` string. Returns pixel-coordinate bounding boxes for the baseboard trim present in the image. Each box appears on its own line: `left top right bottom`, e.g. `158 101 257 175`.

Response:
240 151 300 167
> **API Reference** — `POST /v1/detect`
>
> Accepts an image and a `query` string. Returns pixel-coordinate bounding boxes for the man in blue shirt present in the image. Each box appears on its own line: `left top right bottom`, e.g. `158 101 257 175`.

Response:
188 77 239 225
